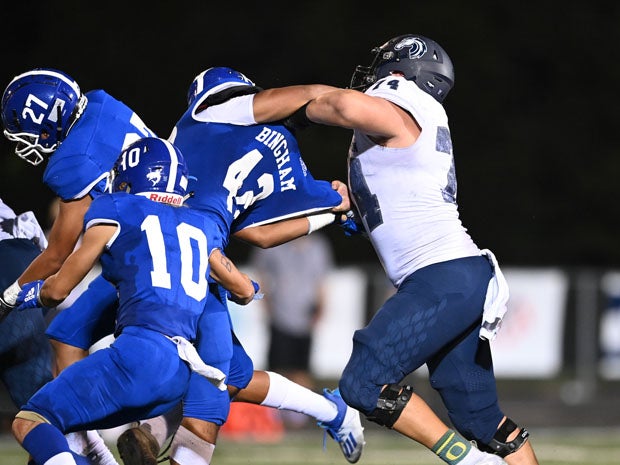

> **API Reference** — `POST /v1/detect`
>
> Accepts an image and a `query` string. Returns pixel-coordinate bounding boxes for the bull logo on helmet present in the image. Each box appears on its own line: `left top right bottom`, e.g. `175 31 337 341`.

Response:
146 167 163 186
394 37 427 60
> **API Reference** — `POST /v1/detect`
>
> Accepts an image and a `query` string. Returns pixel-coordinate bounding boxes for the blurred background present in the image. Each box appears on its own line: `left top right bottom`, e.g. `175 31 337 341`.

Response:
1 0 619 459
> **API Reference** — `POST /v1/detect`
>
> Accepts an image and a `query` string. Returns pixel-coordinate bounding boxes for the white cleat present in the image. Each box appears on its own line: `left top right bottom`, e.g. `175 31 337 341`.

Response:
318 388 365 463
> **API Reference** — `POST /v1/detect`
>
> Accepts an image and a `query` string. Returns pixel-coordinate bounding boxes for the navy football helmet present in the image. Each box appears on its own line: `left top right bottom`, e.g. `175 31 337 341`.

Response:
350 34 454 103
1 68 88 165
111 137 189 206
187 66 260 108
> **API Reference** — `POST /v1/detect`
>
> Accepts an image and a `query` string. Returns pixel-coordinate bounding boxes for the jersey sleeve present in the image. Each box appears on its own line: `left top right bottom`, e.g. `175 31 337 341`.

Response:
231 173 342 232
84 195 121 229
192 94 256 125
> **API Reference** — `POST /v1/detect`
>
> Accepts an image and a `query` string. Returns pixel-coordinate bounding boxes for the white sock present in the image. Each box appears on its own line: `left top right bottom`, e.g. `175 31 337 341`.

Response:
170 425 215 465
65 431 89 455
455 448 498 465
139 401 183 447
85 430 119 465
45 452 77 465
260 371 338 423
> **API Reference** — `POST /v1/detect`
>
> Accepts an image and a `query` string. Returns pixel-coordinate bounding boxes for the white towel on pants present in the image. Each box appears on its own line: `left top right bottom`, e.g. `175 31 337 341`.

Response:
479 249 510 341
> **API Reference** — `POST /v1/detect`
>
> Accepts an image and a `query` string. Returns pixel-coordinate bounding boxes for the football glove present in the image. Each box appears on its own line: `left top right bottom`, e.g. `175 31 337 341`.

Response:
0 280 21 322
15 280 45 311
251 280 264 300
0 296 14 323
338 210 365 237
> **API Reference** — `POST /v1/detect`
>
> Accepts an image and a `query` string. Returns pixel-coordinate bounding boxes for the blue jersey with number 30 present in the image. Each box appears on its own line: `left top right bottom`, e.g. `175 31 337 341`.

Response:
43 90 155 201
85 193 223 340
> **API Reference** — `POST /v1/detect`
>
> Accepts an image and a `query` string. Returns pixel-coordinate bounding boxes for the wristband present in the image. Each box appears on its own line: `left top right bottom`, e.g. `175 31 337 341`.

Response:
307 213 336 235
282 102 313 132
3 280 22 306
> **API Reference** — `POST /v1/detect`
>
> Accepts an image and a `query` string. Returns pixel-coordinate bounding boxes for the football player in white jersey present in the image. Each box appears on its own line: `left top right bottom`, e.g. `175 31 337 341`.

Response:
288 35 540 465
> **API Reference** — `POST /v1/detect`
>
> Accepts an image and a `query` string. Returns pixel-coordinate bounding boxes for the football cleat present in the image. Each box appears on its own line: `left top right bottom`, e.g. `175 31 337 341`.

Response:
318 388 365 463
116 425 160 465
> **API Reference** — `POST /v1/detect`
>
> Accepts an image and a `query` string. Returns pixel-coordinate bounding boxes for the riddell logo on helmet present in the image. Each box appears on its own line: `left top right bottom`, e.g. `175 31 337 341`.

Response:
148 193 183 205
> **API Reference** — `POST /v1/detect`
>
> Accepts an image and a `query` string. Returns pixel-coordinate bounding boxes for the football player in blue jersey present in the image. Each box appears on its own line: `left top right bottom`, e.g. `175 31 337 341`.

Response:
117 67 365 465
269 35 540 465
2 67 362 465
0 68 156 371
1 67 158 464
10 137 259 465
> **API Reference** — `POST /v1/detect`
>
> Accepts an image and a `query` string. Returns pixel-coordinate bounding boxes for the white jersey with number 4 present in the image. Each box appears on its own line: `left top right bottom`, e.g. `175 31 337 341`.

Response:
348 76 480 287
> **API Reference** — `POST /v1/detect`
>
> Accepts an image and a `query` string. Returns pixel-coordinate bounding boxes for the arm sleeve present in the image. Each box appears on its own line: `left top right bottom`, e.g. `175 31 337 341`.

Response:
193 94 256 125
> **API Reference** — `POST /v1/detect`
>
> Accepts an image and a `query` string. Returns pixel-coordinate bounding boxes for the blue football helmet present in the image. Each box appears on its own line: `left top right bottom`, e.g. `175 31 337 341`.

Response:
111 137 189 206
350 34 454 103
1 68 88 165
187 66 259 108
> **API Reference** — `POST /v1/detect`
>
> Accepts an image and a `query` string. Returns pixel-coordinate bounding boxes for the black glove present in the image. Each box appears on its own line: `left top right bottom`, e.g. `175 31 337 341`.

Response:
0 296 15 323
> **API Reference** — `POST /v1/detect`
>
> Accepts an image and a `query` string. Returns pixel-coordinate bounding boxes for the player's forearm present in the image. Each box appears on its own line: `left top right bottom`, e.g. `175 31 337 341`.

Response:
39 275 69 307
18 250 68 285
234 217 311 248
39 243 103 306
253 85 338 123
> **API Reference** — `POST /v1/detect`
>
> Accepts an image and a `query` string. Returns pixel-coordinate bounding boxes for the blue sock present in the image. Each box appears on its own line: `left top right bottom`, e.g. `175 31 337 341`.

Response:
22 423 72 464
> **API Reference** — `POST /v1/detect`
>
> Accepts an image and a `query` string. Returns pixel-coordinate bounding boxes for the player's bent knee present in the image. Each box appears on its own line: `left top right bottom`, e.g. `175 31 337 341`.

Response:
170 425 216 465
12 410 51 442
479 418 530 458
366 384 413 428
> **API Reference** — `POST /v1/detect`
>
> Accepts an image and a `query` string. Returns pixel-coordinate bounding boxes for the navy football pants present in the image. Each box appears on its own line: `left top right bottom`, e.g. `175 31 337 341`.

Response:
339 255 504 444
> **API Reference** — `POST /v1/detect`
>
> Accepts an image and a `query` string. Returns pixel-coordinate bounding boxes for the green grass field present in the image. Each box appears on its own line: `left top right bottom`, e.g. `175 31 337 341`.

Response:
1 426 619 465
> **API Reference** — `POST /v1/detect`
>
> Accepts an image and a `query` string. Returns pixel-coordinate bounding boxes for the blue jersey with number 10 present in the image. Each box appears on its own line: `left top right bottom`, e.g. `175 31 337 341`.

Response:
43 90 155 201
85 193 223 341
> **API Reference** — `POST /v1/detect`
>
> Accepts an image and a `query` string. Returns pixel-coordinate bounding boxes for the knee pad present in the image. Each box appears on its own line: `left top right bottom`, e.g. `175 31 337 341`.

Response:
170 425 216 465
366 384 413 428
479 418 529 458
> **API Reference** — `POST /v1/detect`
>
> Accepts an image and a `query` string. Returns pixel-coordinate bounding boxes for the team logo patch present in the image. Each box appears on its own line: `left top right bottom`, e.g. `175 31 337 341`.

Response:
146 167 163 186
394 37 427 59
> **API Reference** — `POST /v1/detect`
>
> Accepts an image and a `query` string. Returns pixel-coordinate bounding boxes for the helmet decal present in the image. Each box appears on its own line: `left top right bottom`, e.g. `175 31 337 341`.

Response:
147 167 163 186
394 37 427 60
